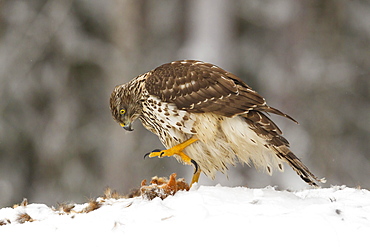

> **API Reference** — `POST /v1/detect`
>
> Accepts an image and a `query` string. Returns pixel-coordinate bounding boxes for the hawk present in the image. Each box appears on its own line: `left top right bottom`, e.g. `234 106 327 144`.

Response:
110 60 324 187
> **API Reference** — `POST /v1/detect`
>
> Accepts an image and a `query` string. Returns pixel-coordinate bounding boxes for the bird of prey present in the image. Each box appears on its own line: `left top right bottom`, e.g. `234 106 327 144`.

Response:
110 60 324 187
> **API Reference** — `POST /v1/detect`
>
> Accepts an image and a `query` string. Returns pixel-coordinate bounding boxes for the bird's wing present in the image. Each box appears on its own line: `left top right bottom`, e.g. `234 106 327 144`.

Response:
145 60 296 123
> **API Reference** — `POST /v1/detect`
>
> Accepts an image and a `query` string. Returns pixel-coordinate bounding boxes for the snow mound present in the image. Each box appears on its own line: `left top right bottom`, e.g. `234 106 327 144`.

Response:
0 185 369 247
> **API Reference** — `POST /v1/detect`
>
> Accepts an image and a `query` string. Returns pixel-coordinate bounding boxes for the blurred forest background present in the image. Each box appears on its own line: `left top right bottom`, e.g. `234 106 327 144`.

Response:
0 0 369 207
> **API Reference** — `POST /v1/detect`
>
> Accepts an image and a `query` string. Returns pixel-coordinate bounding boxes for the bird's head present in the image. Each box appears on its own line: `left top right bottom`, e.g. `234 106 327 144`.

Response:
110 81 143 131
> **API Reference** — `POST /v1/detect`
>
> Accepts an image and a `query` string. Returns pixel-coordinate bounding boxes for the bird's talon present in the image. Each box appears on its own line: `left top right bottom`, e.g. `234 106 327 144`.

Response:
191 159 199 174
144 149 162 159
144 149 167 159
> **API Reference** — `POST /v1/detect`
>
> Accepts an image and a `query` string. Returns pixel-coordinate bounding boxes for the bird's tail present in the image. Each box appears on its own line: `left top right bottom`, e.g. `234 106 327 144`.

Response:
242 110 325 187
269 144 326 187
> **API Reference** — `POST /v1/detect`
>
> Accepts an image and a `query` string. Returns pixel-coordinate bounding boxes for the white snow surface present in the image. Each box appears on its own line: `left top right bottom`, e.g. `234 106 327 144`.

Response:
0 185 369 247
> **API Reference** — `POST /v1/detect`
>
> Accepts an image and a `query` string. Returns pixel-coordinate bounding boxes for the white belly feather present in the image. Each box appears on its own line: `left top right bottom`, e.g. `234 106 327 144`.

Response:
143 103 284 179
184 113 283 179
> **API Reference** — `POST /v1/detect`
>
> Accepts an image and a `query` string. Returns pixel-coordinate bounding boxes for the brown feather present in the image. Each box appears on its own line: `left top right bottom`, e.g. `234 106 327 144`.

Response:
241 110 322 186
145 60 295 122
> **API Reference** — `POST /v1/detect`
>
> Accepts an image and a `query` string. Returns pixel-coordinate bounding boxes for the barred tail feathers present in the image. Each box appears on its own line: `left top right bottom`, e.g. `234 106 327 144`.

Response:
269 144 325 187
242 111 325 187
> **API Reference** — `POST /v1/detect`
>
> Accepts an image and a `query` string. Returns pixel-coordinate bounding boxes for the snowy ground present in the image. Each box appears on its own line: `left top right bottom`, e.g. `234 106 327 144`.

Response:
0 185 369 247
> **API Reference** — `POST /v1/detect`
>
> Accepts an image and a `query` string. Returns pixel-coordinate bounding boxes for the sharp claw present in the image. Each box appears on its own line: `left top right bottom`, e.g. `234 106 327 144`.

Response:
143 152 150 159
191 159 199 174
144 149 163 159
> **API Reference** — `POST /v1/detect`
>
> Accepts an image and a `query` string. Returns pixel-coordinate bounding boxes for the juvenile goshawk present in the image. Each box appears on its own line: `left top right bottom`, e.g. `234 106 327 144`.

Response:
110 60 324 187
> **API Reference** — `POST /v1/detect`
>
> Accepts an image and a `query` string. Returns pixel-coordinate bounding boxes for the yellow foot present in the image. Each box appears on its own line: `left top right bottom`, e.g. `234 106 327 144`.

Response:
144 137 198 163
144 137 200 187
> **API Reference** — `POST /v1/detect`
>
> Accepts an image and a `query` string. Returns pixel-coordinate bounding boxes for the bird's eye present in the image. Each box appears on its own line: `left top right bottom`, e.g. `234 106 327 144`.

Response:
120 109 126 115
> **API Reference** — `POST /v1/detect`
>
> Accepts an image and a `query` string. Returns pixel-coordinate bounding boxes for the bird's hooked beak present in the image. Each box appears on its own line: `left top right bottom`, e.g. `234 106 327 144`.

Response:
120 122 133 131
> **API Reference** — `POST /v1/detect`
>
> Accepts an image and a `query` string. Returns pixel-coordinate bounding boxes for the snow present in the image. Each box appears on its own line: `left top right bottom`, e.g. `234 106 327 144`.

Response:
0 185 369 247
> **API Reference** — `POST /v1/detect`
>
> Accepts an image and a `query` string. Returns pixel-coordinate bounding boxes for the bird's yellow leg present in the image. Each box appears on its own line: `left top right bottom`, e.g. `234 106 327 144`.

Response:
190 168 201 186
147 137 198 161
145 137 200 187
